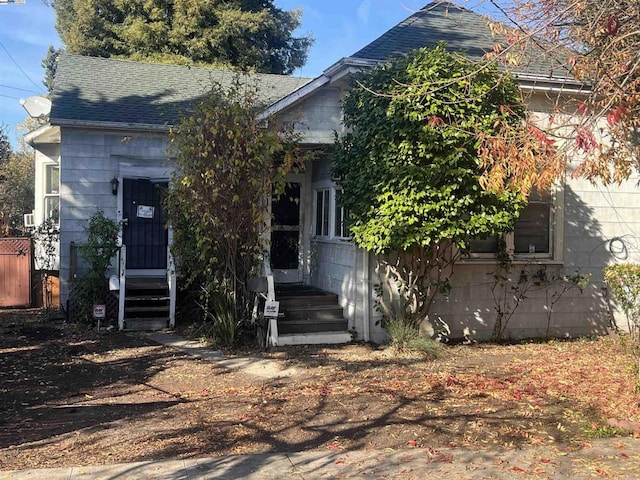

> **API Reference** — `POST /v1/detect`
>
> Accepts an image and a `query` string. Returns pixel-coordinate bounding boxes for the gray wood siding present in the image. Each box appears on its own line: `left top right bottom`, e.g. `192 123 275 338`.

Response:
58 128 170 304
310 240 358 327
276 88 344 145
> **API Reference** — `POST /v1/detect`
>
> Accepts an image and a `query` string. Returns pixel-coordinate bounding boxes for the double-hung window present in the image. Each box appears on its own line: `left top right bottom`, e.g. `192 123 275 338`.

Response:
334 189 350 239
468 189 556 259
44 164 60 224
314 185 351 240
315 188 330 236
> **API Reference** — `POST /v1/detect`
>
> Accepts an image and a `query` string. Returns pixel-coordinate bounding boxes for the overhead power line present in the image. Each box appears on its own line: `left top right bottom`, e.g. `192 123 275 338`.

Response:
0 84 40 94
0 39 43 92
0 92 20 100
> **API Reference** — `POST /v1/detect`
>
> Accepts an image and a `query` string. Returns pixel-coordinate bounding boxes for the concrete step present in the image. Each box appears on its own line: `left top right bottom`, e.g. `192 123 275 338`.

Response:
124 318 169 331
125 295 170 302
278 331 352 346
126 278 169 290
126 305 170 313
278 294 340 308
278 318 348 334
282 305 345 321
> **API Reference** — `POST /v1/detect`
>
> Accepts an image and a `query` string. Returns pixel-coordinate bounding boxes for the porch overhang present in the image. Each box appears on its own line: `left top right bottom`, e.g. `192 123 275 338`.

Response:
24 124 60 146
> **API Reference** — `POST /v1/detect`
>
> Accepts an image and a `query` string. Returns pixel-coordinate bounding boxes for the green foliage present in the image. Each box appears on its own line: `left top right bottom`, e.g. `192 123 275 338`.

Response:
383 316 444 357
0 137 35 236
490 253 591 341
582 423 628 439
333 44 526 256
75 209 120 318
80 209 120 278
604 264 640 328
0 126 10 165
604 263 640 383
51 0 312 74
196 286 240 347
31 220 60 312
167 79 306 343
32 220 60 271
41 45 61 94
333 44 529 333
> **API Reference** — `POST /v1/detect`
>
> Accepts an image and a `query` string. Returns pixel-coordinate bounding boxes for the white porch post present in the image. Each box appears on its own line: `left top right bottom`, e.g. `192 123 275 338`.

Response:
167 228 176 328
118 245 126 330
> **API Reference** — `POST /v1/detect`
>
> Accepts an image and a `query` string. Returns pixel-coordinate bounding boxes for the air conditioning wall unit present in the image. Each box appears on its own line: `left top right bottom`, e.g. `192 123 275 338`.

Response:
24 212 35 228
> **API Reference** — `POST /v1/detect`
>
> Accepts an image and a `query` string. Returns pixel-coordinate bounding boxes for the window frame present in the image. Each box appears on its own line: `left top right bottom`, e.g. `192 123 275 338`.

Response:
333 188 350 240
465 186 563 263
313 183 352 241
315 187 330 237
43 163 60 225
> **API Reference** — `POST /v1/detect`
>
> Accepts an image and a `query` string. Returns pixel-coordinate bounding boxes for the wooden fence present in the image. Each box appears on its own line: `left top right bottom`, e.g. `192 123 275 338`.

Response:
0 237 31 307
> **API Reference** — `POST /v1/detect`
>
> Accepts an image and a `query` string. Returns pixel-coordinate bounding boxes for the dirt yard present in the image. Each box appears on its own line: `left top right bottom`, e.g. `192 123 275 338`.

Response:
1 308 639 471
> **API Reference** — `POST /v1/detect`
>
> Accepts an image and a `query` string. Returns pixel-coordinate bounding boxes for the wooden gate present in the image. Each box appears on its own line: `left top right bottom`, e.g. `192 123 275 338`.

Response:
0 237 32 307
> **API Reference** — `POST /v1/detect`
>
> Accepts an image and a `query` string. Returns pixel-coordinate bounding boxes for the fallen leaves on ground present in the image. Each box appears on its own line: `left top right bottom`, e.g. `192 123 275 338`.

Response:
1 312 639 471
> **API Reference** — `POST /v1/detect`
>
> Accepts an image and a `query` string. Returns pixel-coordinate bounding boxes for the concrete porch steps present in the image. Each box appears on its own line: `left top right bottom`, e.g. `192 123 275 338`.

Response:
122 277 170 331
278 331 353 346
276 284 350 343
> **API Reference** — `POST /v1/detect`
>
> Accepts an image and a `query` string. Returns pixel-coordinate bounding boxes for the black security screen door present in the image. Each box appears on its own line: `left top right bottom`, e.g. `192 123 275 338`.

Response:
270 183 300 272
123 179 168 270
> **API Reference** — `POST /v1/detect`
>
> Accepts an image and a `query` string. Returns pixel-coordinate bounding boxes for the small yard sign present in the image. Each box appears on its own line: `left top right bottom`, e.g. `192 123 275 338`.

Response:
93 304 106 319
264 300 280 318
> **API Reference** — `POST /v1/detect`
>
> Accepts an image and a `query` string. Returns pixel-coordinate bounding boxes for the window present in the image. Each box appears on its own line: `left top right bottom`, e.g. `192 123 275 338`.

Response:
44 164 60 224
468 189 555 259
334 189 350 239
314 186 352 240
315 189 330 236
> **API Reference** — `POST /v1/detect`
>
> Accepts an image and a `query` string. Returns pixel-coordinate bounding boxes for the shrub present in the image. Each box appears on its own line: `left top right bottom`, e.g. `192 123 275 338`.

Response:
384 317 444 357
604 263 640 384
197 286 242 348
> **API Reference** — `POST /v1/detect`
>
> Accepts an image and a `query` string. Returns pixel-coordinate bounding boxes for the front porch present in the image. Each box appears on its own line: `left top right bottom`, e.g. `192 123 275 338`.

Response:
274 284 352 346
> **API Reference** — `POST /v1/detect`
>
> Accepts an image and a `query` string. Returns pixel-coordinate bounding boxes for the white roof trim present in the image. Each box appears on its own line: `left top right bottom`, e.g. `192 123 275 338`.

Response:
258 57 380 121
258 54 589 121
258 74 331 122
24 123 59 146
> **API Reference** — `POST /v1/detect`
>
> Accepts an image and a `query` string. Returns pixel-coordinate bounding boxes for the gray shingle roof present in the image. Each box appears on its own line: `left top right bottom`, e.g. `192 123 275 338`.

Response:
350 1 569 79
50 54 312 127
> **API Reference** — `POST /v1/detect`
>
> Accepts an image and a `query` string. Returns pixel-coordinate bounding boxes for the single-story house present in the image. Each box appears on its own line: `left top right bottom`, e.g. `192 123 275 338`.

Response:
26 1 638 344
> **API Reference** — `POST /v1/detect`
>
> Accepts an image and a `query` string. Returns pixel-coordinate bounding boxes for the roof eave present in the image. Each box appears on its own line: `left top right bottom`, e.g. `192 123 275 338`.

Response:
50 118 173 132
24 124 60 146
258 75 331 121
259 56 380 120
514 72 591 94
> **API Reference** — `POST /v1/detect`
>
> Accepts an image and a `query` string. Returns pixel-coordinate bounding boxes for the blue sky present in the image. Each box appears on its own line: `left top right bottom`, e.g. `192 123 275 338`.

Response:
0 0 493 148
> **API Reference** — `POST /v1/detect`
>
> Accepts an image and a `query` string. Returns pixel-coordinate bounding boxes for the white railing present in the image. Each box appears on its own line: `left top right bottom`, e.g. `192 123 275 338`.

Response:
262 251 278 347
118 245 126 330
167 247 176 328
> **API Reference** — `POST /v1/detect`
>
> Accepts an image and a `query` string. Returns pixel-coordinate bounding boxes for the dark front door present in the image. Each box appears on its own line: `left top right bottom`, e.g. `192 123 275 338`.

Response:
123 179 168 270
271 182 301 283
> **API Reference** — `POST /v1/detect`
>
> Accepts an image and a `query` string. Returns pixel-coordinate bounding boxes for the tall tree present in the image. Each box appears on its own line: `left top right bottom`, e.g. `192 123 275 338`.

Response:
433 0 640 188
332 45 536 334
166 79 307 344
51 0 312 74
0 127 10 165
41 45 61 94
0 128 35 236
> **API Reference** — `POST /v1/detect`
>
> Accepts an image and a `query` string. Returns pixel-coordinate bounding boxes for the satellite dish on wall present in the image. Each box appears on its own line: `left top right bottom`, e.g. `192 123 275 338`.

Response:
20 96 52 118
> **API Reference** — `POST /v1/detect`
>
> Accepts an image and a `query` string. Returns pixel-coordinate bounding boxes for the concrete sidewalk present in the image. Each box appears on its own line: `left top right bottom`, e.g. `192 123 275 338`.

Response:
3 439 640 479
